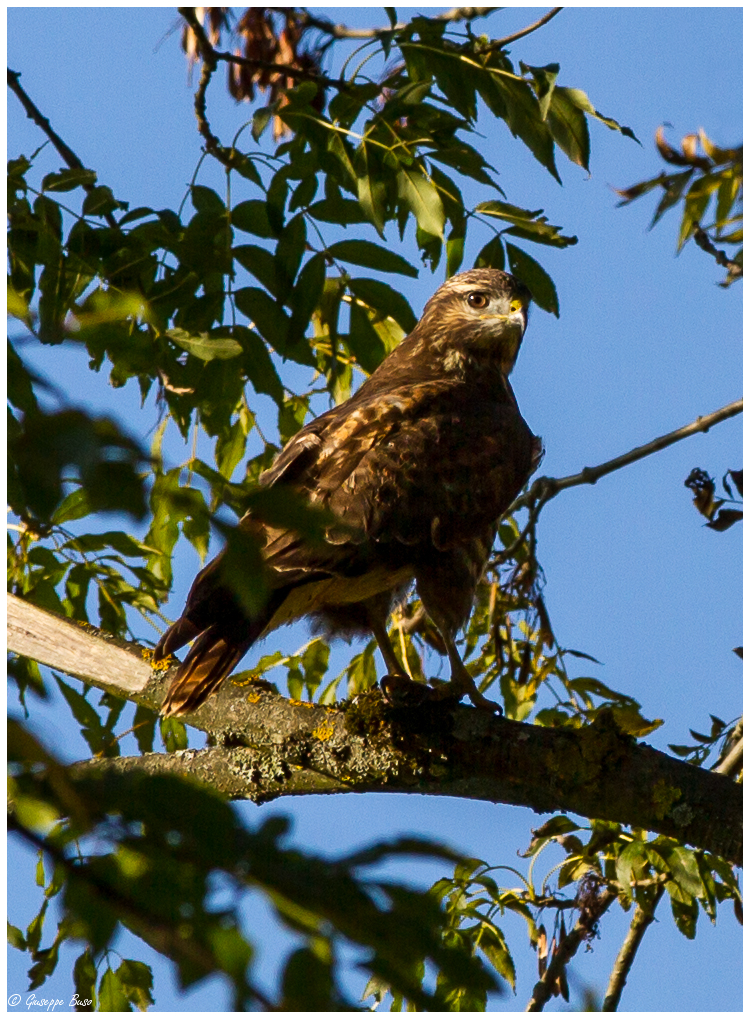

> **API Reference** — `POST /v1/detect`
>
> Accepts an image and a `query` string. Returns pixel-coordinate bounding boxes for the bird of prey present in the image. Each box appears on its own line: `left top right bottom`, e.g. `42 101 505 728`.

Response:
155 268 541 716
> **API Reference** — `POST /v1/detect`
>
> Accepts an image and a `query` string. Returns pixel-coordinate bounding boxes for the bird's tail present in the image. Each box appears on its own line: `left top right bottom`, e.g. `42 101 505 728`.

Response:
159 624 254 717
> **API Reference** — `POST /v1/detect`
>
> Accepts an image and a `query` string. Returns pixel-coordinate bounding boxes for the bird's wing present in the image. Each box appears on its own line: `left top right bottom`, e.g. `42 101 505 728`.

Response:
258 380 535 569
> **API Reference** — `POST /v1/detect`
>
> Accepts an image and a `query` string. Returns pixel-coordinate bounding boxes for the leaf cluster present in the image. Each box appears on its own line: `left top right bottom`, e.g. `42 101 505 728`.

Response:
684 466 742 532
616 127 742 285
9 719 501 1011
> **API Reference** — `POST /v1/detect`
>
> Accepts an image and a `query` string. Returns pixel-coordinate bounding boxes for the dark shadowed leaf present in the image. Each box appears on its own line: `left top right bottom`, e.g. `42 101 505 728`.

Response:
327 240 419 277
347 278 417 333
506 243 559 316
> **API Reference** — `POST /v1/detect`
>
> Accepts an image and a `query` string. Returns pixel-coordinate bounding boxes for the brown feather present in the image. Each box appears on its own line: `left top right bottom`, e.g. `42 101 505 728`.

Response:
156 269 540 715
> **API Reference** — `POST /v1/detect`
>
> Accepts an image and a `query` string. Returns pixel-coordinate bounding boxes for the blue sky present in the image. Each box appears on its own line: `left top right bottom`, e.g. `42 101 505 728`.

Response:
8 7 742 1011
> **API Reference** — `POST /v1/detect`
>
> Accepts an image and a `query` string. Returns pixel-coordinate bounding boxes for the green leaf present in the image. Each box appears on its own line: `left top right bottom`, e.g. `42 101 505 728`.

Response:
347 278 417 333
234 286 289 347
505 243 559 316
233 244 280 298
521 62 560 120
521 815 580 856
233 327 284 406
327 240 418 277
288 253 327 342
51 487 92 525
166 328 242 362
355 147 387 235
348 301 387 374
73 948 97 1010
544 87 592 170
160 716 188 753
484 73 560 182
479 926 516 990
397 167 445 239
42 168 97 192
232 200 276 238
116 959 155 1012
668 885 699 939
666 845 704 900
276 214 307 291
446 224 466 278
99 967 132 1011
474 235 505 271
615 840 646 900
216 410 251 481
82 185 120 218
62 531 156 557
308 197 369 225
477 200 576 248
231 152 263 187
8 921 27 951
556 86 639 143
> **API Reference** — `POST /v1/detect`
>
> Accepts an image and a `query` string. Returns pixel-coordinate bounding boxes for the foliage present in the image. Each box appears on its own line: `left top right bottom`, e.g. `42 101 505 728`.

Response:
616 126 742 286
7 7 741 1012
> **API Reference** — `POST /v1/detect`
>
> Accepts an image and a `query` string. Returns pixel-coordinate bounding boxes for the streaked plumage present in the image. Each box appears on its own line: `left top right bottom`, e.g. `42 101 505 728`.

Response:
155 269 541 715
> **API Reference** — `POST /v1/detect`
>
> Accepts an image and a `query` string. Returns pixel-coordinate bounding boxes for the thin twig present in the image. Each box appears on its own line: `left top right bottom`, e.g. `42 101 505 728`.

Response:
602 886 665 1011
7 69 119 229
481 7 564 52
295 6 501 40
508 398 743 518
693 225 743 283
526 886 618 1011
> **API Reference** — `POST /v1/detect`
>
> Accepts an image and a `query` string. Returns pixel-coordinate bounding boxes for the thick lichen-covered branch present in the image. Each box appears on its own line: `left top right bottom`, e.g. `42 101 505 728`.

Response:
8 594 742 864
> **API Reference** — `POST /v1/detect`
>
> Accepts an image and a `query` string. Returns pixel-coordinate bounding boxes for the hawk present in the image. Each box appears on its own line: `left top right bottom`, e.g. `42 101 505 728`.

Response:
155 269 541 716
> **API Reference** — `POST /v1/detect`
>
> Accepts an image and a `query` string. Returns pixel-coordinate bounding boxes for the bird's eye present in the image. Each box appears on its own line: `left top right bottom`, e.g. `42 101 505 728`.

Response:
467 292 489 309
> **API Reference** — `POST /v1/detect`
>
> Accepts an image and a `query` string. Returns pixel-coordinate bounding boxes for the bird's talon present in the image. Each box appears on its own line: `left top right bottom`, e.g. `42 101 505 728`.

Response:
380 674 432 707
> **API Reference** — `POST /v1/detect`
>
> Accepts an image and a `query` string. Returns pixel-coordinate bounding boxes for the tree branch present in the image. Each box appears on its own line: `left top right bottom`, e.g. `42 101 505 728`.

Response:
508 398 743 518
602 886 665 1010
7 68 119 230
178 7 346 91
481 7 564 52
294 7 501 40
8 594 742 864
526 882 618 1011
693 225 743 284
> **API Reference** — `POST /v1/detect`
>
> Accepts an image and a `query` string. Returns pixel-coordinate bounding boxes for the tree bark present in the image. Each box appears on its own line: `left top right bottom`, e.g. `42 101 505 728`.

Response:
8 594 742 864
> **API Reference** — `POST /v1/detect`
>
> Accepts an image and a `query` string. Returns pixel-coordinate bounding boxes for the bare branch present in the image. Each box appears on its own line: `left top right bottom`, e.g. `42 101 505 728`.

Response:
602 886 666 1011
508 398 743 518
7 68 119 229
526 884 618 1011
295 7 501 40
481 7 564 52
8 594 742 863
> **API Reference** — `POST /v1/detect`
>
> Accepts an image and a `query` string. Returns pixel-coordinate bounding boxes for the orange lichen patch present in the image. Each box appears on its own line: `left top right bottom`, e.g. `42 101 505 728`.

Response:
289 699 314 708
145 648 172 673
232 674 258 688
312 721 335 741
246 691 262 705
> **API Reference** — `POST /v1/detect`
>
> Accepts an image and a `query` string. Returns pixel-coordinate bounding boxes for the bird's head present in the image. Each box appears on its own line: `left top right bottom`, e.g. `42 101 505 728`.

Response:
420 269 532 375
